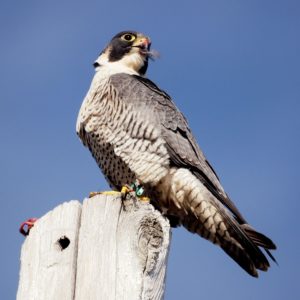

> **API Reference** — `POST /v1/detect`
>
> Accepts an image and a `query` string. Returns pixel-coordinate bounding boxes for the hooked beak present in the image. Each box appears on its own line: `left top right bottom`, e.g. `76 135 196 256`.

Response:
132 36 151 55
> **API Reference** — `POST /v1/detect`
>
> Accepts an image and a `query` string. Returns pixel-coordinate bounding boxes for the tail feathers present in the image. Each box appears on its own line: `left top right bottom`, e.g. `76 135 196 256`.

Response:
182 213 275 277
265 249 278 264
241 224 276 249
219 239 259 277
219 230 270 276
177 196 277 276
241 223 277 264
215 213 276 275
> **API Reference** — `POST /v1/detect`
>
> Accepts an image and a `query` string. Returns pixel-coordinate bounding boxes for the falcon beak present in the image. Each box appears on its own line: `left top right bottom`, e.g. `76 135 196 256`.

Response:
133 36 151 55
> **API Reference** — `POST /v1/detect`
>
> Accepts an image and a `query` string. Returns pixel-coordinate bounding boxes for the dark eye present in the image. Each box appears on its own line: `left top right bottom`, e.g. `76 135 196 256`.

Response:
121 34 136 42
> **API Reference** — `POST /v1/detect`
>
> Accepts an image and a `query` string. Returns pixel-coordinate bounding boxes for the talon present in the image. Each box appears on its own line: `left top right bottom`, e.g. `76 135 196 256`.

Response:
89 191 99 198
121 185 133 194
89 183 150 202
123 180 150 201
89 191 121 198
121 185 134 200
139 196 150 203
19 218 38 236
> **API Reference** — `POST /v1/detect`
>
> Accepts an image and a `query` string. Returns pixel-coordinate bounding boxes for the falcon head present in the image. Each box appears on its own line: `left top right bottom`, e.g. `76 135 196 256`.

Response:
94 31 154 76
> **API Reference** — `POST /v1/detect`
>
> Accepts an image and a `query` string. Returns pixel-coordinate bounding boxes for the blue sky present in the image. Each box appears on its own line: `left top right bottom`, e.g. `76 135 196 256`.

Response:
1 1 299 299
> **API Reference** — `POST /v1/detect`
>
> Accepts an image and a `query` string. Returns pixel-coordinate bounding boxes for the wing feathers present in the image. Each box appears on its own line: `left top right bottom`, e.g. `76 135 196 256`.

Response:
108 73 276 276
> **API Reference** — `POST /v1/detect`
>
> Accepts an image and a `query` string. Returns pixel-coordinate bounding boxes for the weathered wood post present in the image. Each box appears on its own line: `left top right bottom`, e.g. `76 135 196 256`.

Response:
17 194 171 300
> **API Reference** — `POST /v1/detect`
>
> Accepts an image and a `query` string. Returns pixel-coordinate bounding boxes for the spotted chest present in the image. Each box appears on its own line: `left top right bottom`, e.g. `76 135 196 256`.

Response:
85 129 136 190
77 73 170 190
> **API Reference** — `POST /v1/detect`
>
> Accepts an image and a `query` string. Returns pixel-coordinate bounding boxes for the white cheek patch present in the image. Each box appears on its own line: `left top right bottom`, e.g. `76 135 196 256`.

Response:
96 51 110 66
94 49 146 75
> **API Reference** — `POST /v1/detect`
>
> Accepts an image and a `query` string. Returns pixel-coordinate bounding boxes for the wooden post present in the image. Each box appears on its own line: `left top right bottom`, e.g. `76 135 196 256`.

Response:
17 201 82 300
17 194 171 300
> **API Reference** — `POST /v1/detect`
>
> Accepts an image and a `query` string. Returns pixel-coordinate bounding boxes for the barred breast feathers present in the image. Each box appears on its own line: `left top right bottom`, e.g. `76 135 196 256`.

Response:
76 62 139 138
76 65 170 185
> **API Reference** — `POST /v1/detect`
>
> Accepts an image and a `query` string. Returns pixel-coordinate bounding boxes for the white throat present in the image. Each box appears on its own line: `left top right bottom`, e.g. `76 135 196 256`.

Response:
94 51 146 78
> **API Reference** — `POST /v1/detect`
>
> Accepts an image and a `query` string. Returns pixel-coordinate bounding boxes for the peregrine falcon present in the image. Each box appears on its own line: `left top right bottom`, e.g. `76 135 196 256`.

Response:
76 31 276 277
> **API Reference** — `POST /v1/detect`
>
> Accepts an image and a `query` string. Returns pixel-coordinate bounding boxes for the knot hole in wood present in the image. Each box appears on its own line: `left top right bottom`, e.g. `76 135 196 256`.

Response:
56 236 70 251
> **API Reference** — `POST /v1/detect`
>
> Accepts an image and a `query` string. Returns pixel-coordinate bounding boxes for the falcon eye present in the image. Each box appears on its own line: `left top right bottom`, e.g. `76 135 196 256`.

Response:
121 34 136 42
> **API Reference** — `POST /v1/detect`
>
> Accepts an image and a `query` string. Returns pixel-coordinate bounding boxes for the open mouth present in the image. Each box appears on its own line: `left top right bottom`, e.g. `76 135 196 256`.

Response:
132 44 159 60
133 44 150 55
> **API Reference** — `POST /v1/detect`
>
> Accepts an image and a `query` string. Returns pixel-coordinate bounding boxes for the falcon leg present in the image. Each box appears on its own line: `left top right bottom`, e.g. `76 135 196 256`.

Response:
121 184 135 201
89 180 150 203
125 179 150 203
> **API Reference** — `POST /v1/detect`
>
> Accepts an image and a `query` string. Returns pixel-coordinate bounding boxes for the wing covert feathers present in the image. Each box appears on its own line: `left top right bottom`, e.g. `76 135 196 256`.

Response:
110 74 248 224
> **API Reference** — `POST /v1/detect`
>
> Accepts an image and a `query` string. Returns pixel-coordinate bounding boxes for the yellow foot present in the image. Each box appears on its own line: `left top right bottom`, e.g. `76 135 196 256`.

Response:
89 185 150 203
89 191 121 198
120 185 150 202
139 196 150 203
121 185 132 194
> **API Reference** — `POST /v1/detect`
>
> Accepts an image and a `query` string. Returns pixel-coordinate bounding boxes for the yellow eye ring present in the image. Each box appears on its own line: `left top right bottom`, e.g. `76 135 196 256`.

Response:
121 33 136 42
